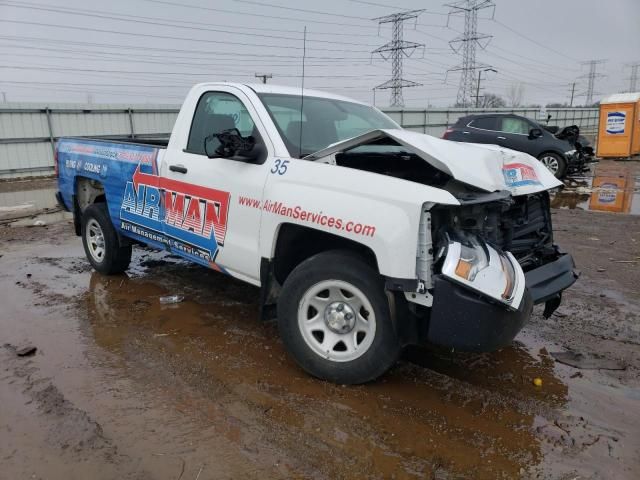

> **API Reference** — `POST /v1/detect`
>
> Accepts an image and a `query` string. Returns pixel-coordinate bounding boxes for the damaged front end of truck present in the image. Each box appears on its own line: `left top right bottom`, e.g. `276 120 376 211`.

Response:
308 129 579 352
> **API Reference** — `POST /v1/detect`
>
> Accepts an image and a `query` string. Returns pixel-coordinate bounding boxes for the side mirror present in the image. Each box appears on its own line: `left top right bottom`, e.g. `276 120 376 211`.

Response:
204 128 258 162
528 128 543 139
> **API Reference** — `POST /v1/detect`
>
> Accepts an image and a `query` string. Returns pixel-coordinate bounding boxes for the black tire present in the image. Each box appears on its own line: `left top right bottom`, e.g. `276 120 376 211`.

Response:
538 152 567 179
81 203 132 275
277 250 400 384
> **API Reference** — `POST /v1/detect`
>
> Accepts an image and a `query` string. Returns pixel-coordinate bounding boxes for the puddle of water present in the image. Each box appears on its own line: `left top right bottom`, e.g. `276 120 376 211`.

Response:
81 268 551 479
552 162 640 215
1 239 639 479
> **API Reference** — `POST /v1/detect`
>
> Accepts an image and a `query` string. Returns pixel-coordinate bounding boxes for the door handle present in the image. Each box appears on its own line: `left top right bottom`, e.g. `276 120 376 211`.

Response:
497 136 506 140
169 164 188 174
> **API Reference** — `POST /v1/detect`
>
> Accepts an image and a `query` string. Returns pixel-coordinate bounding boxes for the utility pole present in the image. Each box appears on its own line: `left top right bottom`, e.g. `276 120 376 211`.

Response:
1 91 6 103
371 10 425 107
569 82 576 107
624 62 640 92
445 0 495 107
254 73 272 84
578 59 606 105
472 67 497 107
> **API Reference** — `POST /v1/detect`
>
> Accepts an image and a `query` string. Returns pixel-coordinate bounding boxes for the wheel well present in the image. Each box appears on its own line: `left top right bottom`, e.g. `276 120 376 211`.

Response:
75 177 106 212
271 223 379 285
537 150 565 160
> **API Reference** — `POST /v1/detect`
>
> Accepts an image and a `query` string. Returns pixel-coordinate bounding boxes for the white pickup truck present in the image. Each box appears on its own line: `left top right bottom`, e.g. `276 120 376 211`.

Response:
56 83 577 384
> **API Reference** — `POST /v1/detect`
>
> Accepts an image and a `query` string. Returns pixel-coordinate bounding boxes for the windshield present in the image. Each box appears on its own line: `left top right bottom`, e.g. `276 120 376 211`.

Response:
257 93 398 158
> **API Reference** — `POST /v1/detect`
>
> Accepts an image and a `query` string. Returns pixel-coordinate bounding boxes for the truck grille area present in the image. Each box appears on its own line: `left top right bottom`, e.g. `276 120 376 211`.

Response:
432 192 556 271
497 193 555 270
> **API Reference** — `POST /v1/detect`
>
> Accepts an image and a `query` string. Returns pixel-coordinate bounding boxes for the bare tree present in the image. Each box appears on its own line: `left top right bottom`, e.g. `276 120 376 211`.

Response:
506 83 525 107
477 93 506 108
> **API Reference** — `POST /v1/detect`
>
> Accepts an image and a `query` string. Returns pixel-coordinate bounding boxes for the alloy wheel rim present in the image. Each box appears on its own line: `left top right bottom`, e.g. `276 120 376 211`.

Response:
298 280 376 363
540 156 559 174
86 219 106 263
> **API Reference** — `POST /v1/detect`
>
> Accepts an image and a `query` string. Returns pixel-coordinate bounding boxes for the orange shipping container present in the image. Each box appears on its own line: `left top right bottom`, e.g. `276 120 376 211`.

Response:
596 92 640 158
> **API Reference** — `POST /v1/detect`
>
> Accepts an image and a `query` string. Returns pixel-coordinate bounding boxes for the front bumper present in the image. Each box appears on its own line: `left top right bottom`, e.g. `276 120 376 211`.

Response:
566 152 591 174
425 253 577 352
427 275 533 352
525 252 578 317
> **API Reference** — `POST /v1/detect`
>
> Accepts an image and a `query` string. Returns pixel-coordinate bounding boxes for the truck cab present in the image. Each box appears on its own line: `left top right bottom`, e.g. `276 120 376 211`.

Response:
56 83 578 384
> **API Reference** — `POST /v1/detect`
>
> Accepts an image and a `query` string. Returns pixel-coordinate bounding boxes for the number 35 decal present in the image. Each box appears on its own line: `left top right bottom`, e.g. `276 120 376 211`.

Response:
271 159 289 175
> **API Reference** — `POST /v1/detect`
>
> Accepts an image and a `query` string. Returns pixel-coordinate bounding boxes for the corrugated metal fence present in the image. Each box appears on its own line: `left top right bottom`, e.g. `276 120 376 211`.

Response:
0 103 599 179
0 103 178 179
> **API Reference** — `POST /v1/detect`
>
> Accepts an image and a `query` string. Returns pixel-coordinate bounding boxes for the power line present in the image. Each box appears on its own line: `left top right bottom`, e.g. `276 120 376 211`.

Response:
0 0 382 46
0 36 377 64
0 79 400 91
5 82 186 100
0 64 398 80
0 46 376 70
348 0 449 16
479 48 578 84
0 19 373 54
139 0 382 30
233 0 371 21
491 18 579 62
347 0 408 10
372 10 425 107
446 0 495 107
487 43 582 73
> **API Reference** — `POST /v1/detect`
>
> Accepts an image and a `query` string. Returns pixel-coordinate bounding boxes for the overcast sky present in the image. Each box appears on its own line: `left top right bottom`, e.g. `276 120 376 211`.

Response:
1 0 638 107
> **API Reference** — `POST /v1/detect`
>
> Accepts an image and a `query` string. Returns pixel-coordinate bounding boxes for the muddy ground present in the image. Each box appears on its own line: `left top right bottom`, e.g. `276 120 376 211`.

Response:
1 171 639 479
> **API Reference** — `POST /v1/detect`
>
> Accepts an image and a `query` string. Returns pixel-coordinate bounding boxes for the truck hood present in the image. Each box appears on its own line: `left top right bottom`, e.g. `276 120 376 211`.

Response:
307 129 562 195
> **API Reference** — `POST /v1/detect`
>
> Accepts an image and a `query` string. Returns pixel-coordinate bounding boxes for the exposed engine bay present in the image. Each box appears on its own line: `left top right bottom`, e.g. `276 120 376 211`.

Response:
328 137 559 272
430 191 557 272
334 145 451 188
333 145 557 271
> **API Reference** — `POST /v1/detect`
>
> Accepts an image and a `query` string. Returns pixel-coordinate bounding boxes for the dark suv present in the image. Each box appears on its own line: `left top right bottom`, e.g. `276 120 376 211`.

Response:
442 113 588 178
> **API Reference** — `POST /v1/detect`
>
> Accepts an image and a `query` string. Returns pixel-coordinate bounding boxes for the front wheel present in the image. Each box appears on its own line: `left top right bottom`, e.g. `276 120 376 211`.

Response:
538 152 567 179
277 250 400 384
81 203 132 275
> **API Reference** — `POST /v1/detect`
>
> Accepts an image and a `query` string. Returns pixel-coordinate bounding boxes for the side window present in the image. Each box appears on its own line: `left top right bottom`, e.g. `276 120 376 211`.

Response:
335 113 371 140
498 117 530 134
186 91 257 156
469 117 497 130
268 105 307 147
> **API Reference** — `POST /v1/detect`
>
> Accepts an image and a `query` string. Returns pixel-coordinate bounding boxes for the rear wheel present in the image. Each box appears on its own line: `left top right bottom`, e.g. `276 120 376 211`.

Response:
538 152 567 178
277 250 400 384
81 203 132 275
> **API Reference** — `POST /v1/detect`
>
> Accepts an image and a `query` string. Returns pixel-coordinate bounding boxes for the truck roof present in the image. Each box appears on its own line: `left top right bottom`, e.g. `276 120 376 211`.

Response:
191 82 369 106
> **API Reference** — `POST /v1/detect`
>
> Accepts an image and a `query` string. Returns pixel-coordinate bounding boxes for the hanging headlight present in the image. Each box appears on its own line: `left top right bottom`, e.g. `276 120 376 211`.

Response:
441 236 525 309
454 240 489 281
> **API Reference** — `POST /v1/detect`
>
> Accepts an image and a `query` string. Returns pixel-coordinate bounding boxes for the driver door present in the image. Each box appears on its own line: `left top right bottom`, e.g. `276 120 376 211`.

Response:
159 89 270 283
